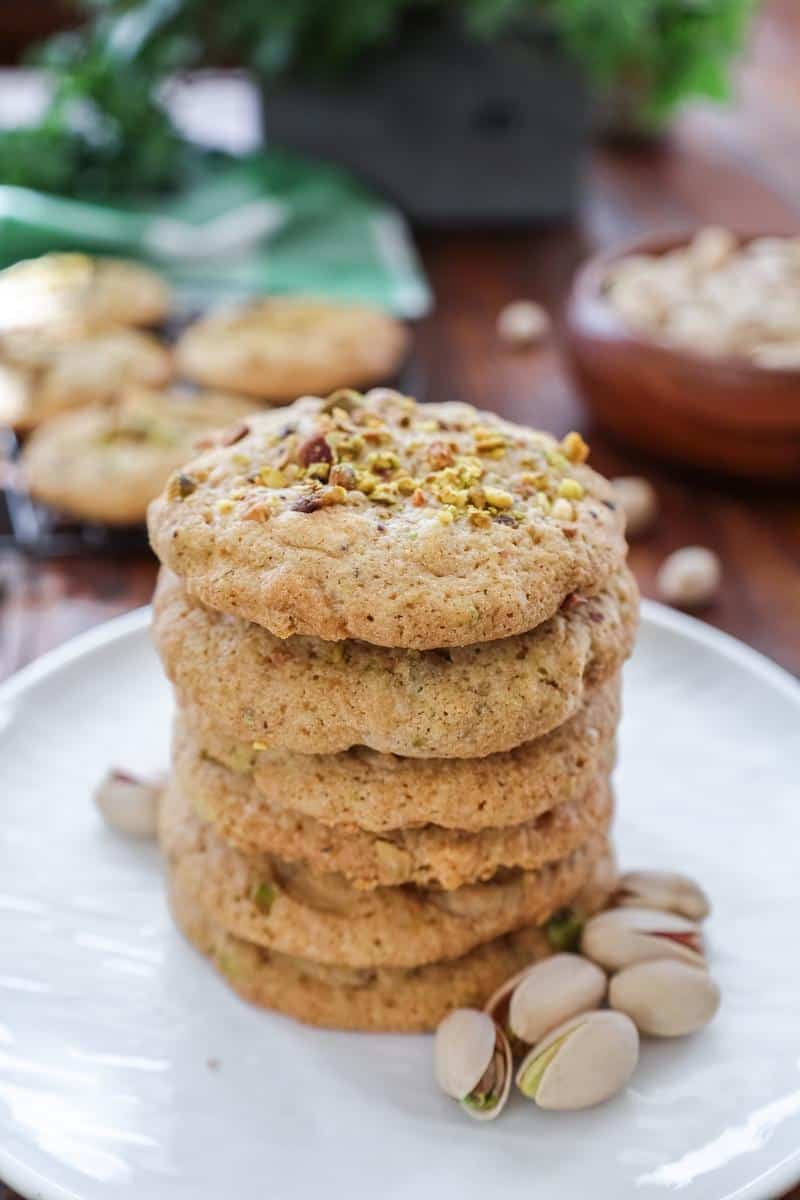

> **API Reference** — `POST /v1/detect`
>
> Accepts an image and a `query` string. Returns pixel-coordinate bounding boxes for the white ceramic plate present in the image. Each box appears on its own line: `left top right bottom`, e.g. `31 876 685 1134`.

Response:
1 603 799 1200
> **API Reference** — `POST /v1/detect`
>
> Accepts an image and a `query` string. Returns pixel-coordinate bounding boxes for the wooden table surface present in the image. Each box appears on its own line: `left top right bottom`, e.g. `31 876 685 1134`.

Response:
1 4 799 1199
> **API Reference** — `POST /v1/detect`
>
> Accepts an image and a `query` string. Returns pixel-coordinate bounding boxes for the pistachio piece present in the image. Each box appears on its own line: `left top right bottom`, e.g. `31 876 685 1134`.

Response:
609 959 721 1037
581 907 704 971
496 300 551 347
614 869 710 921
516 1010 639 1110
508 954 607 1046
434 1009 512 1121
320 388 362 413
544 906 585 952
93 768 162 838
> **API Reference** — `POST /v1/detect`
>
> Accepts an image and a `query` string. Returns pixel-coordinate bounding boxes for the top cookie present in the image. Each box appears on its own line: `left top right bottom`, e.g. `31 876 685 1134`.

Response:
148 390 627 649
174 297 410 401
0 253 169 336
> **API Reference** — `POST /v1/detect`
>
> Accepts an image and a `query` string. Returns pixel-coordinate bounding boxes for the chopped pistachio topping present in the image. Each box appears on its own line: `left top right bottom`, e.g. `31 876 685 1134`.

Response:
319 484 348 506
168 472 197 500
562 430 590 463
546 448 569 471
551 497 575 521
558 478 585 500
181 390 599 531
328 462 358 489
259 467 286 488
483 487 514 510
371 482 399 504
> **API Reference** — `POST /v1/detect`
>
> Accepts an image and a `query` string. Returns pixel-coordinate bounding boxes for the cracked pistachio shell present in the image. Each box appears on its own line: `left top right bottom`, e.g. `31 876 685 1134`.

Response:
581 906 704 971
484 962 537 1025
508 954 606 1046
516 1010 639 1110
434 1009 511 1121
609 959 720 1037
615 870 710 921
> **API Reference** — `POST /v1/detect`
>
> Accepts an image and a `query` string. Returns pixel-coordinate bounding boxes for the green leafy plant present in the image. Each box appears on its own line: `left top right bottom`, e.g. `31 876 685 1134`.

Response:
543 0 759 123
0 0 759 196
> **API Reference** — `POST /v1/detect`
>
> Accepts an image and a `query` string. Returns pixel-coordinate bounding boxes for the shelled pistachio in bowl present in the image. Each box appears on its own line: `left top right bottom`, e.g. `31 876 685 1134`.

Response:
604 227 800 365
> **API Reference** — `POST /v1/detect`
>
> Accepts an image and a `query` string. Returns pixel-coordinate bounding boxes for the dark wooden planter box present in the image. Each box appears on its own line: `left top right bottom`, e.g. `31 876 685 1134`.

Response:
262 28 587 227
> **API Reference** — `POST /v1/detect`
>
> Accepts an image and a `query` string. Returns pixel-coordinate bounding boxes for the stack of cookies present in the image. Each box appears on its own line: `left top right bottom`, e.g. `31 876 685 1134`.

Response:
147 389 637 1032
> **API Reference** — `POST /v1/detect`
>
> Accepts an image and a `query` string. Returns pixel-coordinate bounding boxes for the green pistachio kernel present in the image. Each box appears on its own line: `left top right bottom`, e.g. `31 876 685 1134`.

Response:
252 882 279 914
463 1091 498 1113
517 1034 571 1099
545 906 585 952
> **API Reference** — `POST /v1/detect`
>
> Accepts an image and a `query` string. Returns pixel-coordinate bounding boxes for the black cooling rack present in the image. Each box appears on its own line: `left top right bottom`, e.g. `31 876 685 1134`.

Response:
0 427 149 557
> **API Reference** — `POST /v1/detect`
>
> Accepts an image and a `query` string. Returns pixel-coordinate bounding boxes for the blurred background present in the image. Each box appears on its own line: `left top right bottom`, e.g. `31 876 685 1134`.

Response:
0 0 798 698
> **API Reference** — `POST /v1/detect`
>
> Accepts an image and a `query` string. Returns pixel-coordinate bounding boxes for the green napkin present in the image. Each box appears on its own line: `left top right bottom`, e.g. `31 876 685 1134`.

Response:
0 151 431 318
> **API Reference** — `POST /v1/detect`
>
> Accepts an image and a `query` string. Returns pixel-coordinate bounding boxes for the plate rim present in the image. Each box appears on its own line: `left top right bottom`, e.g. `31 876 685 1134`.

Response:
1 600 799 1200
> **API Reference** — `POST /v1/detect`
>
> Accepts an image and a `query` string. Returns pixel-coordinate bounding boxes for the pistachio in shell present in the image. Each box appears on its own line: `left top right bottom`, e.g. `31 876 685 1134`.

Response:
94 768 162 838
581 906 704 971
508 954 607 1046
516 1010 639 1110
614 869 710 921
609 959 721 1036
483 963 538 1058
434 1008 512 1121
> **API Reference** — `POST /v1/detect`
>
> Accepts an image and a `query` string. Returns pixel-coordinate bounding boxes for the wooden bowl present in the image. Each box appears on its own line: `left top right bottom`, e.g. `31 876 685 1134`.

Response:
563 232 800 480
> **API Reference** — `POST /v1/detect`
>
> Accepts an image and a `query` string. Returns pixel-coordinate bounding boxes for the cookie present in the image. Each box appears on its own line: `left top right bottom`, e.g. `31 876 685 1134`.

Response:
174 717 614 890
159 778 612 969
167 862 616 1032
183 678 619 834
174 297 409 402
147 390 628 649
0 252 169 336
22 387 259 525
0 329 173 432
153 566 636 757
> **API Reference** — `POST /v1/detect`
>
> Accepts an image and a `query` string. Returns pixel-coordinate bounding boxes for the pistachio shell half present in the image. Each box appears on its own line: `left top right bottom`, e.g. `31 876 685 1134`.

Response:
508 953 607 1046
434 1009 512 1121
615 870 710 921
609 959 721 1036
483 963 536 1028
581 906 704 971
516 1010 639 1110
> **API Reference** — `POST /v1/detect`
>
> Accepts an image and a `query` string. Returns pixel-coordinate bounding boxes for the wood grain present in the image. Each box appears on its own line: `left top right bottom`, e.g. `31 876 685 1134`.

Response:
1 2 799 1198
